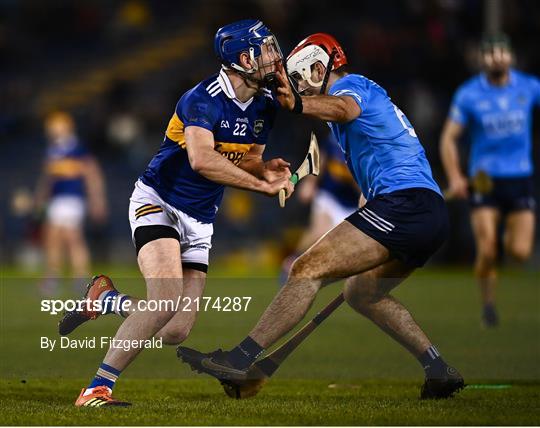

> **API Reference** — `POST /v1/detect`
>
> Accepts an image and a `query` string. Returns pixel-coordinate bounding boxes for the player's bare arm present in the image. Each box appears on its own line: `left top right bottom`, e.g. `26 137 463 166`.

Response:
275 64 360 123
237 143 291 182
185 125 293 198
439 118 468 198
83 156 108 223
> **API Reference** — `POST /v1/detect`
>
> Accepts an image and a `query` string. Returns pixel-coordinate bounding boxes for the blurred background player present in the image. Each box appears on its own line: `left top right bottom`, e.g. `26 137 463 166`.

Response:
440 34 539 327
34 111 107 296
280 132 360 283
59 19 293 407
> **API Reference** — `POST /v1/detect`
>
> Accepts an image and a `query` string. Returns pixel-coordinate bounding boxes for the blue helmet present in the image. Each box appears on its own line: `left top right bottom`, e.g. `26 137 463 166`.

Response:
214 19 281 74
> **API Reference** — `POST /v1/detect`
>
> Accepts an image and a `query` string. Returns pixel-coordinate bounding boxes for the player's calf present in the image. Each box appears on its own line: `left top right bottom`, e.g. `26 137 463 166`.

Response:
155 319 194 345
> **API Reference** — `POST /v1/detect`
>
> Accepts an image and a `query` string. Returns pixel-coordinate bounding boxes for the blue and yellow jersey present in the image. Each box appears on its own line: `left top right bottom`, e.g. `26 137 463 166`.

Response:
141 69 278 223
45 137 88 198
328 74 441 201
319 134 360 208
449 69 540 178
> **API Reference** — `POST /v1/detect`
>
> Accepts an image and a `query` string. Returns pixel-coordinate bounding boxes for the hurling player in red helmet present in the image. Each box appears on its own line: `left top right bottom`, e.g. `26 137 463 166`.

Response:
179 33 464 400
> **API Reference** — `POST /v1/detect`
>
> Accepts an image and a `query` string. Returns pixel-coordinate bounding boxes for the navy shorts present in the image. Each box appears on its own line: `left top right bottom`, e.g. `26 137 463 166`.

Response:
346 188 449 267
470 176 536 214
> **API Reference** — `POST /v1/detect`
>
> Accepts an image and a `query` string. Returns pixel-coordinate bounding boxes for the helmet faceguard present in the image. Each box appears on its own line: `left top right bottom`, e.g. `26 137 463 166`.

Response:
214 19 284 87
286 33 347 94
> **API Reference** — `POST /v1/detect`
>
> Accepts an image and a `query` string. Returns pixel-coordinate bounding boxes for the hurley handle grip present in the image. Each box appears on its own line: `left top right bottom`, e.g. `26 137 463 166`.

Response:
279 174 299 208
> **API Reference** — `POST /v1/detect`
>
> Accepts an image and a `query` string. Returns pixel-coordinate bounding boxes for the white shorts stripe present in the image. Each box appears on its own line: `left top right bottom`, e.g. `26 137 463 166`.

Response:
129 180 213 265
364 208 395 228
361 209 392 232
358 211 389 233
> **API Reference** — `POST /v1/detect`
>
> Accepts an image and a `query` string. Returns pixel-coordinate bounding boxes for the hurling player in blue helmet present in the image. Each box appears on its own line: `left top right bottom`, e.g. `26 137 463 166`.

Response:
59 19 294 407
440 34 539 328
179 33 464 400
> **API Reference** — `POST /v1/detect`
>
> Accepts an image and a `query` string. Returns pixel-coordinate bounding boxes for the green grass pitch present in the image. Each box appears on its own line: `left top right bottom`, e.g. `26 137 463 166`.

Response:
1 266 539 425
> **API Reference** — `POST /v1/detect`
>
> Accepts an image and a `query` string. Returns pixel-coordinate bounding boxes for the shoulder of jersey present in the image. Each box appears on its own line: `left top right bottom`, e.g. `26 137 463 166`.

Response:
463 74 483 90
197 72 274 103
180 74 221 100
454 74 482 99
333 73 375 93
511 69 538 85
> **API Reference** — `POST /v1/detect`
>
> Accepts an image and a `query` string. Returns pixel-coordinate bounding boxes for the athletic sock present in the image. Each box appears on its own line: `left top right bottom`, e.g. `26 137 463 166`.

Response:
418 345 448 378
99 290 129 317
228 336 265 370
87 363 121 392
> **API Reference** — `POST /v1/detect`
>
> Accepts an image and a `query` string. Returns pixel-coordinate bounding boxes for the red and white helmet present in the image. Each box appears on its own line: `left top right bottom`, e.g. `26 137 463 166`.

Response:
286 33 348 89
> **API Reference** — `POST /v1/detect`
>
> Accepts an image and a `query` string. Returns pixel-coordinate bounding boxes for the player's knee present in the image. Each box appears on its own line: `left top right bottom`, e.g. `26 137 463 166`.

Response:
477 241 497 265
149 309 177 330
507 244 531 263
289 255 321 281
343 278 381 313
159 324 193 345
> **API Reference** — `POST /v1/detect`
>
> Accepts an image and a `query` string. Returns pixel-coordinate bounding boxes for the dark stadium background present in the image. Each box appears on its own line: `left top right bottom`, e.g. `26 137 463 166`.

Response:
1 0 539 270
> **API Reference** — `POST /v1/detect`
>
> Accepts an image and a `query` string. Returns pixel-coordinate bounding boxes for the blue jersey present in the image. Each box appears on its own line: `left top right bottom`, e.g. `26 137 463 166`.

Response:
319 134 360 208
327 74 441 201
141 69 278 223
46 137 88 198
449 69 540 178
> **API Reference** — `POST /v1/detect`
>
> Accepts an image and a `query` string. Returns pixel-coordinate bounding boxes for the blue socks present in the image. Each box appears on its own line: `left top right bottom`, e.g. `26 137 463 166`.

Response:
229 336 265 370
88 363 121 390
99 290 128 317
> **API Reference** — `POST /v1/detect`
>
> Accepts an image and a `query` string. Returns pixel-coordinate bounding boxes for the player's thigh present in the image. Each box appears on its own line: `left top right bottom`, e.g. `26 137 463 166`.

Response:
292 220 391 282
62 225 87 248
159 269 206 336
504 210 535 259
343 259 414 306
471 207 500 253
44 222 63 247
137 238 183 301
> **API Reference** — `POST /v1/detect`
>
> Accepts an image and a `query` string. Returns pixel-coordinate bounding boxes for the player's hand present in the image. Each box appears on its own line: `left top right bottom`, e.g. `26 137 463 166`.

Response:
263 158 291 182
262 176 294 198
447 175 469 199
275 62 296 111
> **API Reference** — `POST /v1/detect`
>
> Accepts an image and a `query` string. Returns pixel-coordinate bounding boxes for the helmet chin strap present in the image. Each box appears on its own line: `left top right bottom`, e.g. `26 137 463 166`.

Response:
319 49 337 95
241 58 282 91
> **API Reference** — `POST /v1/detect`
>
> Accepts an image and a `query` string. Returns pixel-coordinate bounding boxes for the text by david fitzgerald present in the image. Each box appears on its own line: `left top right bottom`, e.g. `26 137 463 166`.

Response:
41 336 163 352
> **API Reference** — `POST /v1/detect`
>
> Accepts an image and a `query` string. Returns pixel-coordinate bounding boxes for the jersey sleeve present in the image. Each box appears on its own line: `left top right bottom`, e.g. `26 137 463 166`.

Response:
177 89 220 132
448 87 470 126
531 76 540 107
329 75 369 112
